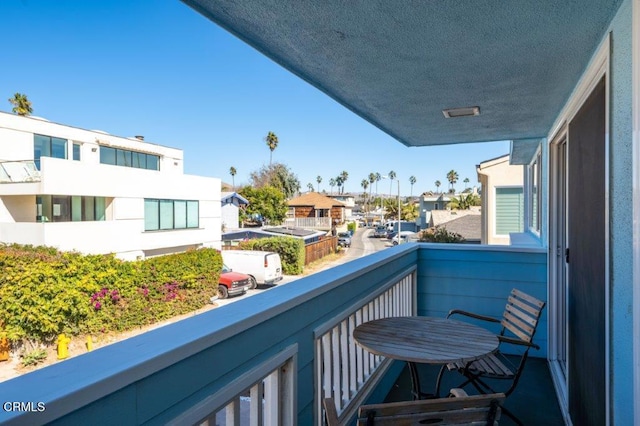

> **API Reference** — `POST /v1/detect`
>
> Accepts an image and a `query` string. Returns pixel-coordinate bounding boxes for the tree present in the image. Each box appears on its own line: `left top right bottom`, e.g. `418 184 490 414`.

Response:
446 170 459 192
409 176 417 197
316 175 322 192
375 172 382 195
435 180 441 193
8 93 32 116
448 193 481 210
307 182 314 192
229 166 237 190
339 170 349 194
388 170 396 197
402 202 418 221
249 162 300 199
335 175 344 194
239 185 288 225
463 177 470 189
265 131 279 165
361 179 369 213
329 178 336 194
368 173 376 210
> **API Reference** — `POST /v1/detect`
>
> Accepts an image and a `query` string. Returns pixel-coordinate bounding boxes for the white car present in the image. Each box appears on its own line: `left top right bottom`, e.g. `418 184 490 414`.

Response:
391 231 418 245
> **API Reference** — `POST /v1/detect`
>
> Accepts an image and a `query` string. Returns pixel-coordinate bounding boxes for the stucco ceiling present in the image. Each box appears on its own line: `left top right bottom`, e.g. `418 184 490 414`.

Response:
183 0 623 147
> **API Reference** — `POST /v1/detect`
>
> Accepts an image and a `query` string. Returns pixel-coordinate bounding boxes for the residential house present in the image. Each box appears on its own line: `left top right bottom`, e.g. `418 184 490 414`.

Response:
285 192 345 230
3 1 639 425
0 113 220 260
326 193 356 219
429 208 482 243
417 193 451 229
476 155 525 245
220 191 248 231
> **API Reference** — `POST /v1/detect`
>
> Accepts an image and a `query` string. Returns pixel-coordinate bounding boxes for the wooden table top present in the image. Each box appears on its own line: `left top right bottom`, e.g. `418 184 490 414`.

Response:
353 316 499 364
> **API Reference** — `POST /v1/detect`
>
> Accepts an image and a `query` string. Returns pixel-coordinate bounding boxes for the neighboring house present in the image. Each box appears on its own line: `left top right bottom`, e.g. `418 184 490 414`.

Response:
429 207 482 243
221 191 248 231
417 193 451 230
476 155 524 245
0 113 220 260
286 192 345 230
327 193 356 218
222 226 326 246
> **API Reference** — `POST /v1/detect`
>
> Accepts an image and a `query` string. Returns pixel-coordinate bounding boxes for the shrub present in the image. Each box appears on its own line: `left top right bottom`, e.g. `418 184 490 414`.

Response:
0 244 222 346
238 236 305 275
347 222 356 234
419 226 466 243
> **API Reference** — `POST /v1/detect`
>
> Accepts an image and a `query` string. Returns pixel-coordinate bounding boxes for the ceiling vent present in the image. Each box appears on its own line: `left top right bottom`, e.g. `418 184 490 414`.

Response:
442 106 480 118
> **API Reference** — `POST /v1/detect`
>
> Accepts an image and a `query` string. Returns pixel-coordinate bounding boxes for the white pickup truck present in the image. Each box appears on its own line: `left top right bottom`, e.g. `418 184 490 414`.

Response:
221 250 283 288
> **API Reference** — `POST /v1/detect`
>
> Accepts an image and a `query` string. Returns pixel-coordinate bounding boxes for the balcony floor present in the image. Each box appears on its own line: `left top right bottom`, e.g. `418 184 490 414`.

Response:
385 356 565 425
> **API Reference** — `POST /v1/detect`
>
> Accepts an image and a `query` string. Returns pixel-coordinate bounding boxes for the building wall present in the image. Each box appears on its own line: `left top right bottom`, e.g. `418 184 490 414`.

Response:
0 114 222 259
476 157 524 245
221 203 239 230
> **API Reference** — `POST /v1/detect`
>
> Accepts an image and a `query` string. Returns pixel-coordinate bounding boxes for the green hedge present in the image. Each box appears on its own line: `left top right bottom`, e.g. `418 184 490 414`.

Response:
0 244 222 345
238 236 305 275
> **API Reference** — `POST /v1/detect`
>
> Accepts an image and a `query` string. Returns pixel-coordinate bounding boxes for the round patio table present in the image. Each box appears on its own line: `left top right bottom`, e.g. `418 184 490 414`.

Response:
353 316 499 399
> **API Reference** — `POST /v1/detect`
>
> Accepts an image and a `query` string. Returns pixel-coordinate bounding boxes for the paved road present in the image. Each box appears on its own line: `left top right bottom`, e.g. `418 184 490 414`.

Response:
216 228 390 306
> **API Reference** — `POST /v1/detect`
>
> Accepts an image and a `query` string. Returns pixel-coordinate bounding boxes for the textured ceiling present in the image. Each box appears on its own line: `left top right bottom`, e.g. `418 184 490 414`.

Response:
183 0 623 147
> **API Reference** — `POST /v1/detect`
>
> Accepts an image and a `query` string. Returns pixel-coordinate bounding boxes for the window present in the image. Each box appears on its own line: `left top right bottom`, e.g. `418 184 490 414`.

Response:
527 151 542 233
34 134 68 169
99 146 160 171
144 199 199 231
36 195 106 222
495 187 524 235
73 143 81 161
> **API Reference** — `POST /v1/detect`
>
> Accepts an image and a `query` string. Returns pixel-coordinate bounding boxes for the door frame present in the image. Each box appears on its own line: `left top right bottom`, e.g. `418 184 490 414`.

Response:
633 0 640 423
547 33 610 425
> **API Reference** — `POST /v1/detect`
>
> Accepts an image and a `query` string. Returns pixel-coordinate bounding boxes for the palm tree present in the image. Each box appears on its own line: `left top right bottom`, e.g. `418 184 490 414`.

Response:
375 172 382 196
446 170 459 192
316 175 322 192
307 183 314 192
265 131 278 165
409 176 417 197
388 170 396 198
463 177 470 189
335 175 344 194
435 180 441 193
229 166 237 190
8 93 32 116
329 178 336 194
361 179 369 213
339 170 349 194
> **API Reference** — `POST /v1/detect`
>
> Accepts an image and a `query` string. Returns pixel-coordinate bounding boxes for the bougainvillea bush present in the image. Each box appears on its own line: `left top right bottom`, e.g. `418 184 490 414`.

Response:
0 244 222 346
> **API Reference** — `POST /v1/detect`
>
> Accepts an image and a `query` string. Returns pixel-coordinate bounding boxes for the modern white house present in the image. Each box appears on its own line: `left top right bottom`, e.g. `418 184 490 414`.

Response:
476 155 525 245
0 112 221 260
220 191 248 231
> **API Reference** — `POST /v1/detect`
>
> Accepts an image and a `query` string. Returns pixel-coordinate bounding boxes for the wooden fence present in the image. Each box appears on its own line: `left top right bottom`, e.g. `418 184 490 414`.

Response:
305 236 337 265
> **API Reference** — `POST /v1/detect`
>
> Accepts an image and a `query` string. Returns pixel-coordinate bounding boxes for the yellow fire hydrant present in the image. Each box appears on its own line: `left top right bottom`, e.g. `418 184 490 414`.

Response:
57 334 71 360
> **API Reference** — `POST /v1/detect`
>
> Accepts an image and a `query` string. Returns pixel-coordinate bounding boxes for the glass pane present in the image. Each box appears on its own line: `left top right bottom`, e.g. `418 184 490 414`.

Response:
83 196 95 221
495 187 524 235
144 199 159 231
187 201 199 228
73 143 81 161
116 149 133 167
71 196 82 221
159 200 174 230
51 196 71 222
132 152 144 169
95 197 106 221
34 135 50 170
146 154 159 171
100 146 116 165
51 138 67 159
174 200 187 229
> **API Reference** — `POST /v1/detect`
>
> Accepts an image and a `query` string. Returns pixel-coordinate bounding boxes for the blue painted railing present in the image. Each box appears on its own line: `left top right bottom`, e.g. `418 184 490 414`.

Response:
0 244 547 425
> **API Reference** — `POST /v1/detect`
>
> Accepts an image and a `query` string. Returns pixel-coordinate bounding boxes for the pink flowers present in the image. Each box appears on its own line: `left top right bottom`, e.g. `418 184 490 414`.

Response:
90 287 120 310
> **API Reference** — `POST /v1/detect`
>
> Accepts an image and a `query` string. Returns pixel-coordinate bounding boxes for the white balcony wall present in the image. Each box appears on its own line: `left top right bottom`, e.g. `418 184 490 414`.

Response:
0 195 34 222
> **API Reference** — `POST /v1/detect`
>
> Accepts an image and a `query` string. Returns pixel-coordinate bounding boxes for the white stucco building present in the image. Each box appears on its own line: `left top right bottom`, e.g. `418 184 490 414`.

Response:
0 112 221 260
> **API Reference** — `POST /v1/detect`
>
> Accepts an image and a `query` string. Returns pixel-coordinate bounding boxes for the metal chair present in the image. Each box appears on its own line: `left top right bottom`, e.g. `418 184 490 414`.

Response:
435 288 546 425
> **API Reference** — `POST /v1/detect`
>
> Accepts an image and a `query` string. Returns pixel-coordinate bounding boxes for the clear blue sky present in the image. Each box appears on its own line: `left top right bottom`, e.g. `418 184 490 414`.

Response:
2 0 510 196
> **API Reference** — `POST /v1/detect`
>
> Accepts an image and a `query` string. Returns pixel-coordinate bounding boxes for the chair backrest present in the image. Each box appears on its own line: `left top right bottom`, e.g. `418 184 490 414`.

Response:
323 397 340 426
356 393 505 425
500 289 546 344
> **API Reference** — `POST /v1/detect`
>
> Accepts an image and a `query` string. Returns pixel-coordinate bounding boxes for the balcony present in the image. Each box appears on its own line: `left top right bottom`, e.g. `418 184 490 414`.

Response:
284 217 332 230
0 160 40 184
0 243 559 425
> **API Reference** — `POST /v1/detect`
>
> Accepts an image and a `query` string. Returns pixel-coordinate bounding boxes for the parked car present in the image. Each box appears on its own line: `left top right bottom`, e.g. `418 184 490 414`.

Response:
221 250 283 286
218 264 252 299
373 226 388 238
391 231 419 245
338 232 352 248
